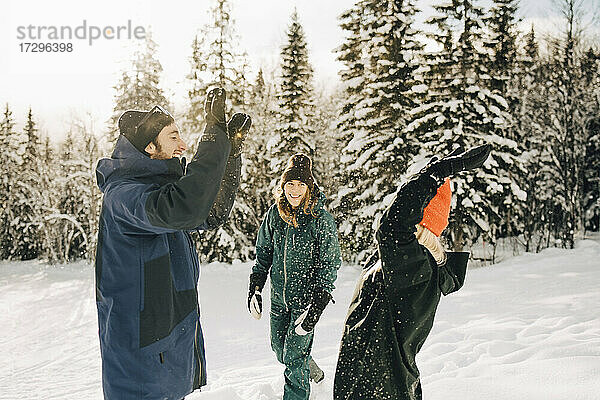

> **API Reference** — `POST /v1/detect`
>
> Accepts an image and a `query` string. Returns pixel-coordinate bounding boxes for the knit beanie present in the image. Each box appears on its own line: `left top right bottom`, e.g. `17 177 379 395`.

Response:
419 178 452 237
118 106 174 154
281 154 315 191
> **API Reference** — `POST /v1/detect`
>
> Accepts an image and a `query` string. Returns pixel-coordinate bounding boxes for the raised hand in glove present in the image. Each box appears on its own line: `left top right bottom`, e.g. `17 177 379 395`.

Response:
294 288 332 336
204 87 227 128
248 272 267 320
425 144 491 182
227 113 252 158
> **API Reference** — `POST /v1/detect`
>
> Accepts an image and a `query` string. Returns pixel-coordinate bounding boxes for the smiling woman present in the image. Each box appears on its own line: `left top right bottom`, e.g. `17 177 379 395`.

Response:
248 152 342 399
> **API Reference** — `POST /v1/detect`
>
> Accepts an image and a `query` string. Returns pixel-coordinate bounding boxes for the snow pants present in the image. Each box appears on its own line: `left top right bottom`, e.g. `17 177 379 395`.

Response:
270 299 314 400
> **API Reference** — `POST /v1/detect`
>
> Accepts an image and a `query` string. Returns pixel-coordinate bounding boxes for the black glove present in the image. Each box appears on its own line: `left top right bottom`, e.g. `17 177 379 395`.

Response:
204 87 227 128
248 272 267 320
424 144 491 182
227 113 252 158
294 288 332 335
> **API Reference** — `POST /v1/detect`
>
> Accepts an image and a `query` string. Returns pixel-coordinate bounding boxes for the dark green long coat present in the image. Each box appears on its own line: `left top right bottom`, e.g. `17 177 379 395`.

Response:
334 173 469 400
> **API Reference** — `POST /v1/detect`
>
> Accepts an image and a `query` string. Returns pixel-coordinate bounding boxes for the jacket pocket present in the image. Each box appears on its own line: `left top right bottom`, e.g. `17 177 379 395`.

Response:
139 254 197 348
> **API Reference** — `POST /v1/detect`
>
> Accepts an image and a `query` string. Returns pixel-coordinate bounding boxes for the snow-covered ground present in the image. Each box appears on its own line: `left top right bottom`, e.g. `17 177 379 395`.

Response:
1 238 599 400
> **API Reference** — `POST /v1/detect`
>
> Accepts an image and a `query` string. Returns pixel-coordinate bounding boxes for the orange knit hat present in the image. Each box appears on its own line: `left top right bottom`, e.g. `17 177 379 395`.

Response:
419 178 452 237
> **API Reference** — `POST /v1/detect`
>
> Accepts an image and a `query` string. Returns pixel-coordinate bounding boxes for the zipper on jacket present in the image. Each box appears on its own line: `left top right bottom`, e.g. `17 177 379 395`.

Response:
283 224 289 310
194 317 202 385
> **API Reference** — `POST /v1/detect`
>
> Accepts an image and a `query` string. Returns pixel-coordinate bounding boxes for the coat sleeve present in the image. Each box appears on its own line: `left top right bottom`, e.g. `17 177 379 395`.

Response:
143 124 232 231
376 172 440 288
315 210 342 293
252 205 275 275
202 154 242 230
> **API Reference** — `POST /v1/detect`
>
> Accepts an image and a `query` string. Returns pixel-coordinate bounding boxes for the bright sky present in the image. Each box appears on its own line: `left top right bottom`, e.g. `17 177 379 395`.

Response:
0 0 583 142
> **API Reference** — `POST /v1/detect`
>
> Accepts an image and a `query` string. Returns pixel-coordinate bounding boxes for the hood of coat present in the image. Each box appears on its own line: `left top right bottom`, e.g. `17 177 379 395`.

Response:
96 135 184 193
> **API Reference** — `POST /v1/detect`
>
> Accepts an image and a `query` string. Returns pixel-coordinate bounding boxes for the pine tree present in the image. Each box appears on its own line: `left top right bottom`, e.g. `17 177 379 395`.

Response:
244 68 279 216
482 0 528 247
335 1 366 139
312 86 345 195
483 0 520 99
331 1 367 258
407 0 519 253
182 33 209 154
0 104 22 259
230 52 253 111
12 108 44 260
334 0 423 261
270 9 316 178
108 33 170 143
203 0 247 107
582 48 600 232
194 68 280 263
512 25 551 251
534 0 597 248
188 0 262 262
40 115 100 263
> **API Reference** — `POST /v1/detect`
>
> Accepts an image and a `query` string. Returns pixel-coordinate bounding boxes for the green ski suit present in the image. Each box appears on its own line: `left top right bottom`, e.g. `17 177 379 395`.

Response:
253 193 342 400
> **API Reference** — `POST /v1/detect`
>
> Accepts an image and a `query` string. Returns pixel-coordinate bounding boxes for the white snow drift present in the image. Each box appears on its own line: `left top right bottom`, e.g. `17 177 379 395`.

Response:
1 238 599 399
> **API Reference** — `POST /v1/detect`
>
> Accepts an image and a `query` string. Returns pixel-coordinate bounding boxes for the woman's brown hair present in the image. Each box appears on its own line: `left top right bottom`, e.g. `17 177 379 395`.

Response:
273 181 320 227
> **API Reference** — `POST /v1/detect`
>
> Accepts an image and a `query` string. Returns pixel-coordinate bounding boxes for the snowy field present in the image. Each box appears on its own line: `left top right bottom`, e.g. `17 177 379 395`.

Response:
1 238 599 400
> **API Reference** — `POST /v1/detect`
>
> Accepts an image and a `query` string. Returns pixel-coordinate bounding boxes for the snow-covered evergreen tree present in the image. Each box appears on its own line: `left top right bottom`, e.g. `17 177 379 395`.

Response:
182 33 209 153
108 33 170 143
0 104 24 259
406 0 522 252
535 0 600 248
483 0 520 102
230 52 253 111
270 9 316 179
202 0 248 108
330 2 366 257
481 0 529 245
12 108 44 260
515 0 599 249
334 0 423 261
312 86 345 197
511 25 552 252
582 48 600 232
194 66 282 263
186 0 264 262
42 117 102 263
243 68 279 217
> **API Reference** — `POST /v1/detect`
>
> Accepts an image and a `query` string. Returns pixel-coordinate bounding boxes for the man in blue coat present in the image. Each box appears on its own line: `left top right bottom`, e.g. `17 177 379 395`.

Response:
95 88 251 400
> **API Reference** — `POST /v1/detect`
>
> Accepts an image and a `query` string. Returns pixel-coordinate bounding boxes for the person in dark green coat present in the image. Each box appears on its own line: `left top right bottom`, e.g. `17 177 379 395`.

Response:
248 153 342 400
334 145 492 400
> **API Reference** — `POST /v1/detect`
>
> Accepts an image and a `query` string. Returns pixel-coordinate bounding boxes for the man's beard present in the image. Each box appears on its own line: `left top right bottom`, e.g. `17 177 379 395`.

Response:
150 141 171 160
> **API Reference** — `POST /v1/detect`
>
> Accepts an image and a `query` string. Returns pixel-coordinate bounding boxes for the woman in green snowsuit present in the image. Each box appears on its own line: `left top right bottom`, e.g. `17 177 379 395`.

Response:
248 153 342 400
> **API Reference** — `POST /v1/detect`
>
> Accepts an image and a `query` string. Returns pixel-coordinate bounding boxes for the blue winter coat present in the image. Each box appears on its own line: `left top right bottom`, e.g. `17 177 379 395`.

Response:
95 126 237 400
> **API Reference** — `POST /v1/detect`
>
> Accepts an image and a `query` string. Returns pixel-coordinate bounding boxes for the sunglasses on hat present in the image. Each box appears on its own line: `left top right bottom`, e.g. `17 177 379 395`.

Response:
135 105 173 135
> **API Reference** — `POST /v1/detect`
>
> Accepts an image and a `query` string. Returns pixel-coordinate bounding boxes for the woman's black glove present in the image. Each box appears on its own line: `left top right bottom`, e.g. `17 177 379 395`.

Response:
248 272 267 320
424 144 491 183
294 288 332 335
